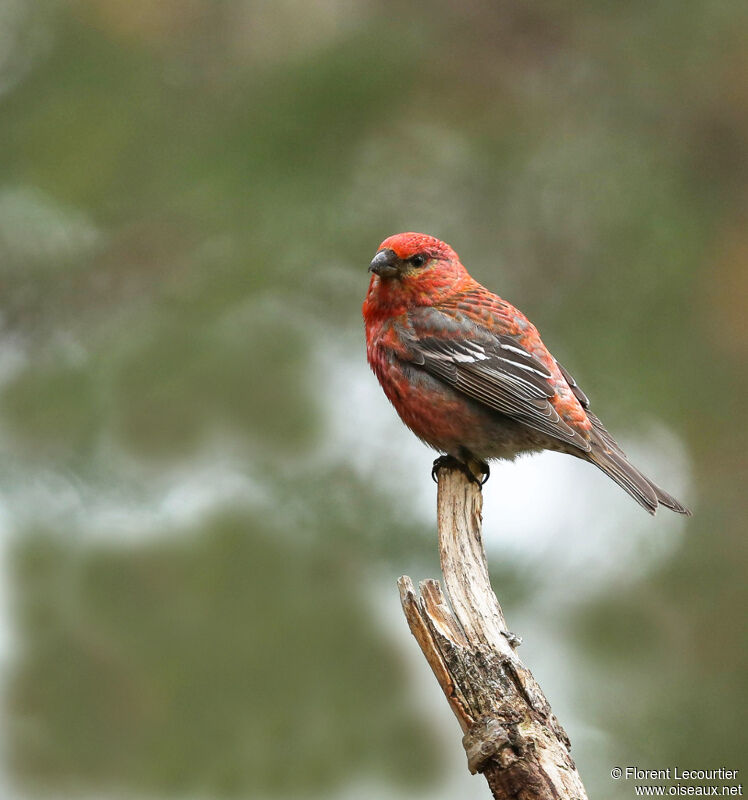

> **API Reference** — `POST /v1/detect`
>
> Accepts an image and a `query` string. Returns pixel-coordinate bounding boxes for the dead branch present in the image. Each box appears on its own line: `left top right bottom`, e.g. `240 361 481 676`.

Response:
398 462 588 799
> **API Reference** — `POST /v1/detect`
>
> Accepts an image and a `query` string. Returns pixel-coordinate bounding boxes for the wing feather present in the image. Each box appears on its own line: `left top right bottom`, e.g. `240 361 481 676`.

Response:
556 360 590 408
403 309 591 452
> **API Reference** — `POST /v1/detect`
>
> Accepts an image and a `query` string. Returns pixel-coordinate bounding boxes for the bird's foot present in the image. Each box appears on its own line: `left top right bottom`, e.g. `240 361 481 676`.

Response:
501 629 522 648
431 455 489 487
431 455 456 482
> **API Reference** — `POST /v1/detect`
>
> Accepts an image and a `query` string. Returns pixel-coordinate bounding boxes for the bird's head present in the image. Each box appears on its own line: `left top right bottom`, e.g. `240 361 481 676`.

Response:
366 233 469 314
369 232 459 280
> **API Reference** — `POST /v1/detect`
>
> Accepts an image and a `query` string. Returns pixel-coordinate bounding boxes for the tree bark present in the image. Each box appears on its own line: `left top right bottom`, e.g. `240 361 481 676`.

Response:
398 463 588 799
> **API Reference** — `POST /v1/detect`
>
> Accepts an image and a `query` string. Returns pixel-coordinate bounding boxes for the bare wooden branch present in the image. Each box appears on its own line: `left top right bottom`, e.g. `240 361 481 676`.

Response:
398 463 588 799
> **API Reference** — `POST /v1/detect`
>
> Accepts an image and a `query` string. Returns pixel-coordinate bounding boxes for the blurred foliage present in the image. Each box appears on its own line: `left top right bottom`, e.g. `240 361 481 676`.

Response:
8 514 436 796
0 1 746 798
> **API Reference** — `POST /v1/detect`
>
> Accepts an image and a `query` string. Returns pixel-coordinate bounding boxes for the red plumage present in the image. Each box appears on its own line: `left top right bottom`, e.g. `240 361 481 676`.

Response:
363 232 690 515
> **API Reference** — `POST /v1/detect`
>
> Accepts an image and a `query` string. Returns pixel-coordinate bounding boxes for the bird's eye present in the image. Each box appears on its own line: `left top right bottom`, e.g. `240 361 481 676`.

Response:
410 254 427 267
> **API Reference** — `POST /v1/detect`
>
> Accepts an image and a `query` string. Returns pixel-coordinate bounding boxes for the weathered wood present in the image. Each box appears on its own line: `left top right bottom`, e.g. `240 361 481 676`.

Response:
398 464 588 800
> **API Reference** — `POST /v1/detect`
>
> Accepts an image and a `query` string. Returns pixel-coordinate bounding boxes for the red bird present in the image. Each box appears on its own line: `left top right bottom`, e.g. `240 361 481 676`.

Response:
363 232 690 515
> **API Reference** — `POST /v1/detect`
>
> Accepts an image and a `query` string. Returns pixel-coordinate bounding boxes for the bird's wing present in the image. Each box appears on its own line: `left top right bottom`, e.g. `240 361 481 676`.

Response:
555 359 633 458
402 306 592 453
555 360 589 408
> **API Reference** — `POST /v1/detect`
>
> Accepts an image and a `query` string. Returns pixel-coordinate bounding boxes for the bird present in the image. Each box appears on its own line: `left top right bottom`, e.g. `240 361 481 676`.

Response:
363 232 690 516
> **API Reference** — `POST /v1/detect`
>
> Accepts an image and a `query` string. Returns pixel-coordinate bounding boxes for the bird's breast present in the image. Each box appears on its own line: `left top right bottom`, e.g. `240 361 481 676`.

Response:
366 340 501 455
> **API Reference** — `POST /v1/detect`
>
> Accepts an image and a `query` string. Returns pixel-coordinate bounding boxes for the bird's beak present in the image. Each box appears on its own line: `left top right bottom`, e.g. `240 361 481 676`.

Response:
368 249 400 278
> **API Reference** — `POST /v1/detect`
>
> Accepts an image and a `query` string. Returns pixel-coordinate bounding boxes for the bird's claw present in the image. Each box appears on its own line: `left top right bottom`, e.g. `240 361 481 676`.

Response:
431 455 453 483
431 455 490 487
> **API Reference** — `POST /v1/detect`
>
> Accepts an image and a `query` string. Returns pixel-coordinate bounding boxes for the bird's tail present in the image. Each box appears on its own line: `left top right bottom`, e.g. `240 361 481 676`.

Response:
586 416 691 516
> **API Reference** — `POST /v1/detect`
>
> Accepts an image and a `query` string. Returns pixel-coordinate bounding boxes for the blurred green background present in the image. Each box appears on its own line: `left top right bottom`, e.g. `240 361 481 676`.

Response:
0 1 746 798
